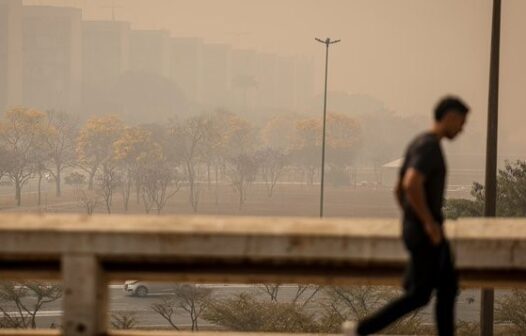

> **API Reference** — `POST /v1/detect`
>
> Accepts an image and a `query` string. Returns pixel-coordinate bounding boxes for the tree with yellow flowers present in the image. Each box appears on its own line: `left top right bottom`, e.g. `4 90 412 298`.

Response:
292 112 361 186
76 116 124 190
0 107 50 206
113 126 163 212
43 111 78 197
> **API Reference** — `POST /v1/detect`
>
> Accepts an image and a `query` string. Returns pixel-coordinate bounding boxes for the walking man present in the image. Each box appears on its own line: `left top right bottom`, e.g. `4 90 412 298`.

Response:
347 97 470 336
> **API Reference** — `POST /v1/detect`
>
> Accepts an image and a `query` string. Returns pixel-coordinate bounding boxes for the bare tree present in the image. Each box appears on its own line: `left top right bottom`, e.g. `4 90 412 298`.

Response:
139 162 181 214
77 190 99 215
227 154 259 209
172 115 212 212
172 284 212 331
292 285 322 308
260 284 280 302
97 164 120 214
259 284 321 307
110 312 137 330
0 281 62 329
151 297 180 330
256 148 288 197
152 284 212 331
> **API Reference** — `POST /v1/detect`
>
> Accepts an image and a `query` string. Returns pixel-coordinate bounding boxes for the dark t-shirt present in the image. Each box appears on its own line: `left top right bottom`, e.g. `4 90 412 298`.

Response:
400 132 447 232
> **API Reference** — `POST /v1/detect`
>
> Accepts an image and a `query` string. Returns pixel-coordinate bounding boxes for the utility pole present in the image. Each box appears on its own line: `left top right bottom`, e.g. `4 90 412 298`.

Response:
481 0 501 335
315 37 340 218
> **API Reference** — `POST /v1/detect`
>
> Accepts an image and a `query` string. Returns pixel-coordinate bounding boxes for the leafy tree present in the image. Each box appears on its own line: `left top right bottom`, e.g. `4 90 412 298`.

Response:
218 112 255 158
43 110 78 197
259 113 299 151
113 126 159 212
76 116 124 190
445 160 526 219
291 113 361 185
0 108 49 206
444 198 483 220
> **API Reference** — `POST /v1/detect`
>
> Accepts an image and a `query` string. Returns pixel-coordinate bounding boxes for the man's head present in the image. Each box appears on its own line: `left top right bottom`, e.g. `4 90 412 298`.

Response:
434 96 470 140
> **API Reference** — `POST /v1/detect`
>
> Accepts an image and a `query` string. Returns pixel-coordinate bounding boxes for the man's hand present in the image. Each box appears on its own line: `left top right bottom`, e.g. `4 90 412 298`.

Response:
424 221 443 246
403 168 444 246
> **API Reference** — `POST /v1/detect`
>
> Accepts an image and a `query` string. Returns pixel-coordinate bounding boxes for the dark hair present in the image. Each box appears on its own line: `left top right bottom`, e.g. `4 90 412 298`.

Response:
434 96 470 121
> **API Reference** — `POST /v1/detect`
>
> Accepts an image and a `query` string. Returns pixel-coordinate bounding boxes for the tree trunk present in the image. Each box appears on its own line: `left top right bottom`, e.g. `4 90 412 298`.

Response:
122 175 131 212
37 172 42 206
55 167 62 197
136 179 141 205
15 180 22 207
88 169 96 190
214 166 219 205
238 184 244 210
207 163 211 190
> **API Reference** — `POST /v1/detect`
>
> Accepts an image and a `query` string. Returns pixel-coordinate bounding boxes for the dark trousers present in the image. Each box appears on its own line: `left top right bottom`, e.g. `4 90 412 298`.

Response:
357 239 459 336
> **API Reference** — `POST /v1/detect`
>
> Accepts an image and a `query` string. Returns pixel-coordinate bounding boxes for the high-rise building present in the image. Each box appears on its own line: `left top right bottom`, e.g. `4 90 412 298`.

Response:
230 49 258 112
82 20 130 115
22 5 82 113
83 21 130 85
0 0 23 113
170 37 203 103
275 56 297 111
201 43 231 109
255 52 278 110
294 57 315 110
129 30 170 78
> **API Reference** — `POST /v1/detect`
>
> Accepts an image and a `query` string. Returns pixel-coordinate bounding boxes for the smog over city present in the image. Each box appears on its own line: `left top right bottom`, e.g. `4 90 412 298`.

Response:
0 0 525 333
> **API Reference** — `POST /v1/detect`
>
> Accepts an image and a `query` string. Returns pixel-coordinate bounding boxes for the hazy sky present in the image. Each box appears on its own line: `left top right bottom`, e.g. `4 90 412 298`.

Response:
23 0 526 153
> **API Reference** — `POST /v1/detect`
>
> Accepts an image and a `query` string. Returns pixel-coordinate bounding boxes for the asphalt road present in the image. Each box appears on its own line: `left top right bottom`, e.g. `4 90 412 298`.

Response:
0 284 504 330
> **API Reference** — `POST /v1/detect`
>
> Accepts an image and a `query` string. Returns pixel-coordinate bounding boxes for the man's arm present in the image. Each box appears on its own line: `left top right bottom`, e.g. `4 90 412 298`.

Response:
402 167 443 245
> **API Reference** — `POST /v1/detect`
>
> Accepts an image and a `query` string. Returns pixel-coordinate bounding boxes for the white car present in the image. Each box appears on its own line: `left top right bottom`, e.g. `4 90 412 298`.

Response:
123 280 176 297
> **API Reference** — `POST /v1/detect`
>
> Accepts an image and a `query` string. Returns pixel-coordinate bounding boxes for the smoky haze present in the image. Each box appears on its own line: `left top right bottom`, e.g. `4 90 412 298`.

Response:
18 0 526 153
0 0 524 217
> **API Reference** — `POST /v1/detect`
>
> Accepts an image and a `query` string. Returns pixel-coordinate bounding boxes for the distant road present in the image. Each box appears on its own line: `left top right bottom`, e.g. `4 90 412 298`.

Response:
0 285 499 329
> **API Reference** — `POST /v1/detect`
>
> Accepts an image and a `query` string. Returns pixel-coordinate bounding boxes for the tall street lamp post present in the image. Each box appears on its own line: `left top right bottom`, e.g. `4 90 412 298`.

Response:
315 37 340 218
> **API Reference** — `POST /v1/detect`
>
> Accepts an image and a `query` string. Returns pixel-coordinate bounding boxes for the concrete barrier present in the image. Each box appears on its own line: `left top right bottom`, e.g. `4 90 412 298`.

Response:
1 214 525 335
